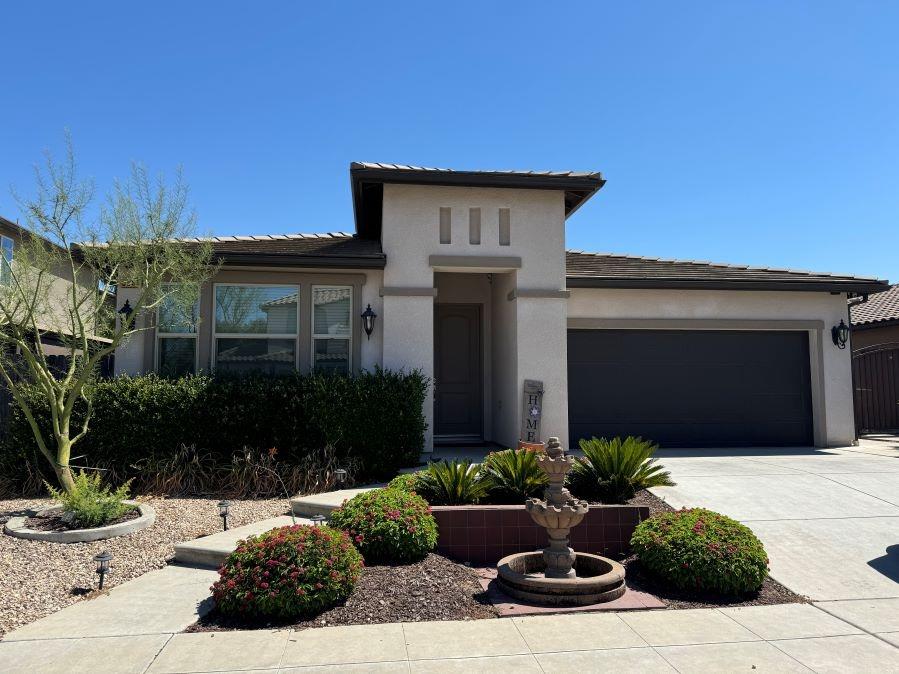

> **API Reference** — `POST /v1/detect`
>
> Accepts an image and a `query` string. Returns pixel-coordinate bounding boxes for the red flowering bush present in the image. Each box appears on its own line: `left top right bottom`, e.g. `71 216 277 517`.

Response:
329 488 437 563
211 525 362 619
630 508 768 595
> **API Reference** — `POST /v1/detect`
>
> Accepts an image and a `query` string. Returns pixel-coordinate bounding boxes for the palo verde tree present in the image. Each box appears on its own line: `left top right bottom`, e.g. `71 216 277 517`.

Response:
1 138 214 492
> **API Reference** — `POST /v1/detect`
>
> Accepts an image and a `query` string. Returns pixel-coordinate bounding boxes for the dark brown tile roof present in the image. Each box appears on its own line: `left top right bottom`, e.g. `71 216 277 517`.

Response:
351 162 602 180
162 232 386 268
565 250 889 294
851 284 899 325
350 162 606 237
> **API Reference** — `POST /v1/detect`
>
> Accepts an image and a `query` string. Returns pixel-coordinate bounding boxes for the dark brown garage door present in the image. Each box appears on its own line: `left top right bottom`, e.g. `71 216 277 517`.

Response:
568 329 814 447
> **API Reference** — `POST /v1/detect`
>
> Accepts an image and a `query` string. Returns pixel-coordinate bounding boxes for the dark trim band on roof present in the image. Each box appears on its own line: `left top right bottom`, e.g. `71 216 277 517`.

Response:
565 277 889 293
214 252 386 269
565 250 890 295
351 162 606 239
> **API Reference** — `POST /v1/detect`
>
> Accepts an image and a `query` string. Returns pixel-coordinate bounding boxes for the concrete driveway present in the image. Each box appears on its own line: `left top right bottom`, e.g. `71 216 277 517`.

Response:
650 437 899 606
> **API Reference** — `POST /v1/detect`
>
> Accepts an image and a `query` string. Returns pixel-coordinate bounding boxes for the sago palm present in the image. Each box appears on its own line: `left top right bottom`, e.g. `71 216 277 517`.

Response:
479 448 548 503
568 436 674 503
419 460 488 505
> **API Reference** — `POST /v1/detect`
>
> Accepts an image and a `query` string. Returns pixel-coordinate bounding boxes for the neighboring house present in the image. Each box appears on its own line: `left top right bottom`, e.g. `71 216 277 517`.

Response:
0 214 109 358
850 284 899 433
114 163 890 451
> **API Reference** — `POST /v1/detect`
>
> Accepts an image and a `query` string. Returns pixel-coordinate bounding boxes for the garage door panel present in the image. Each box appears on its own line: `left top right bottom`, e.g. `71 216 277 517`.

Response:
568 329 813 447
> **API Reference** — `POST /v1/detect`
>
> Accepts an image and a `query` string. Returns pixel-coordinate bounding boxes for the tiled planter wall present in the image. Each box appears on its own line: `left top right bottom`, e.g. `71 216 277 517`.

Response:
431 504 649 565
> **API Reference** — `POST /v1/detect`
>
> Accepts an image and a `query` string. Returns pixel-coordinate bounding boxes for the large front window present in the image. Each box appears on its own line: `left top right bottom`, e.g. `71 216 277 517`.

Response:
214 284 298 374
156 287 198 377
312 285 352 374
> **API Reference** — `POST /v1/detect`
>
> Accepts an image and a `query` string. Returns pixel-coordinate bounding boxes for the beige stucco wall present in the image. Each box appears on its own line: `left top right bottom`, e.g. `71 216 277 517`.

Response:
0 220 101 339
381 184 570 451
567 287 855 447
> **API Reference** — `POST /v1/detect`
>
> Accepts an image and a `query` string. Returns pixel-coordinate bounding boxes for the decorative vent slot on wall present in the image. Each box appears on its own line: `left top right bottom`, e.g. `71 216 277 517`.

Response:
469 208 481 245
499 208 511 246
439 207 452 244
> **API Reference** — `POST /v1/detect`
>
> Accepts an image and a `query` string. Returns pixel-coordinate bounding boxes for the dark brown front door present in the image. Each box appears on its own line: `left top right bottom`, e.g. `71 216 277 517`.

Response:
435 304 482 437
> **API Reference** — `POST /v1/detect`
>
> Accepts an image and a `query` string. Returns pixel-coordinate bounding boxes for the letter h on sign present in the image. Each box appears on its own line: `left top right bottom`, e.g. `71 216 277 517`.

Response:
520 379 544 442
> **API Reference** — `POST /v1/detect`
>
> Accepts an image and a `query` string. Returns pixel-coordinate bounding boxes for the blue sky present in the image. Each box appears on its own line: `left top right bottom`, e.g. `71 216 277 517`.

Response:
1 1 896 281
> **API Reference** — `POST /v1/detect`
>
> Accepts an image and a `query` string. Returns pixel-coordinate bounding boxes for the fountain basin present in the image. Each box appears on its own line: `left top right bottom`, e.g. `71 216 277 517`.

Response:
525 500 588 530
496 551 626 606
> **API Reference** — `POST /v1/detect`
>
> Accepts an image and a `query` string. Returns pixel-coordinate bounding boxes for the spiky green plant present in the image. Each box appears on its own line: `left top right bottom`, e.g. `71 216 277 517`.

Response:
568 436 674 504
46 471 133 527
479 448 548 503
418 460 488 505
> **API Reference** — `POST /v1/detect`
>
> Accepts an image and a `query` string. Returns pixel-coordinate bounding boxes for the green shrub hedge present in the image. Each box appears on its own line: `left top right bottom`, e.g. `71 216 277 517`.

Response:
212 524 363 619
3 368 427 492
329 488 437 564
630 508 769 595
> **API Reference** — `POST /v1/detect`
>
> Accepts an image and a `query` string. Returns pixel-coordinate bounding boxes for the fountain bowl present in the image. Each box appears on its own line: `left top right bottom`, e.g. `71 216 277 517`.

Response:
496 551 626 606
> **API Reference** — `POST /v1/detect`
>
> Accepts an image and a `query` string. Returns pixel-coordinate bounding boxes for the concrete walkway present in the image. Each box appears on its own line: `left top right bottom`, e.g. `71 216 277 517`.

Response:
174 515 308 567
3 601 899 672
651 440 899 602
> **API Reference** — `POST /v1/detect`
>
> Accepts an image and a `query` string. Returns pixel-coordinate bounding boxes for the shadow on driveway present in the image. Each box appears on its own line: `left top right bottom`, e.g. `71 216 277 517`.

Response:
869 544 899 584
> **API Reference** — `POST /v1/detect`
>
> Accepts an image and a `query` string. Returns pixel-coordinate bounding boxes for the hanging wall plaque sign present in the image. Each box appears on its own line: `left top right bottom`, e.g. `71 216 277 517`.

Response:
521 379 544 443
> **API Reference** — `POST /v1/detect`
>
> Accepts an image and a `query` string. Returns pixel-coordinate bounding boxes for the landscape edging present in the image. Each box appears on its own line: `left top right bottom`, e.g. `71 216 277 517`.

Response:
3 500 155 543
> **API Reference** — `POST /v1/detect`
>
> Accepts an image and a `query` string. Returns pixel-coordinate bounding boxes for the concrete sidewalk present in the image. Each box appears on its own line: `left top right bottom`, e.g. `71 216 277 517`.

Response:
2 603 898 673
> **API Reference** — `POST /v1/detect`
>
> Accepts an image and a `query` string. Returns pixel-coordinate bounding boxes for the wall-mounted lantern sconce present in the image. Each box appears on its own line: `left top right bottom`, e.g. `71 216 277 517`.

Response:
361 304 377 340
831 319 850 350
117 300 134 319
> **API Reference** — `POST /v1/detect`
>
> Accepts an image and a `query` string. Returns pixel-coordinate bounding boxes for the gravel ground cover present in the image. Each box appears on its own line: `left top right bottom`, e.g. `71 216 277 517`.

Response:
190 552 497 632
0 496 289 636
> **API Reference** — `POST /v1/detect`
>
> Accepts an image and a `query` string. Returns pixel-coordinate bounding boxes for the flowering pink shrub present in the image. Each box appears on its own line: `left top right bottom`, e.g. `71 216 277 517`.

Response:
329 488 438 563
211 525 362 619
630 508 768 595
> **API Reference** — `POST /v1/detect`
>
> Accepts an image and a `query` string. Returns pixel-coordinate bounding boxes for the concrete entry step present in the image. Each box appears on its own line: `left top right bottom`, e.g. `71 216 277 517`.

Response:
290 487 378 517
173 515 307 568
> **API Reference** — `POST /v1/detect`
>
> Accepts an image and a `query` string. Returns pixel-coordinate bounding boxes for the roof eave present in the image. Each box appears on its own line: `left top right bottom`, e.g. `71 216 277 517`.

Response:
565 277 891 294
216 253 386 269
350 165 606 239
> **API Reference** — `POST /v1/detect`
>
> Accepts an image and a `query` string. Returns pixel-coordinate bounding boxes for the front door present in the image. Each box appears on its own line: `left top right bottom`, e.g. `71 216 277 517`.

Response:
434 304 482 438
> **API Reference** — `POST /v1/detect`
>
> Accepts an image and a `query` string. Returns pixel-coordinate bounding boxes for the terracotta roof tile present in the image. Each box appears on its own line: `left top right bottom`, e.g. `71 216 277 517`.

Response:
851 284 899 325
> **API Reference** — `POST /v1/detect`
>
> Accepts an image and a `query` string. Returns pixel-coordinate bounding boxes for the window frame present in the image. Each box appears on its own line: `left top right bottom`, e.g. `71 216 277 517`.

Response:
0 235 14 286
211 282 301 373
155 285 199 376
311 284 353 375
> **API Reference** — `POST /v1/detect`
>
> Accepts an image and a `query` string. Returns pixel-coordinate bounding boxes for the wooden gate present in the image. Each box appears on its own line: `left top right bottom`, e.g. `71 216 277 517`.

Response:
853 343 899 433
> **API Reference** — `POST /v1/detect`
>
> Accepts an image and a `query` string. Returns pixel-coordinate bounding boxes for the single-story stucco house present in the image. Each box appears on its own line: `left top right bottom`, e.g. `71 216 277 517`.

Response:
850 283 899 433
114 163 890 452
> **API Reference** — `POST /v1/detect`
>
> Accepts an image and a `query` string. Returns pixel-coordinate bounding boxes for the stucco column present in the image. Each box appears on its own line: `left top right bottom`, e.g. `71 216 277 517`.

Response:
514 296 569 449
381 294 435 452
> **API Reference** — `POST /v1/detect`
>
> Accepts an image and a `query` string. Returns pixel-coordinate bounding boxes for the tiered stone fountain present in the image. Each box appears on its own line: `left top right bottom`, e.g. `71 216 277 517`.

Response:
496 437 626 606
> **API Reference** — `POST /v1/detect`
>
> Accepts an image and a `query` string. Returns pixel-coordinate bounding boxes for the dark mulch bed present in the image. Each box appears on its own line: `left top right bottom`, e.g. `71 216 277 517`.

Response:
188 552 497 632
626 488 675 516
24 506 140 532
621 556 806 609
618 488 807 609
